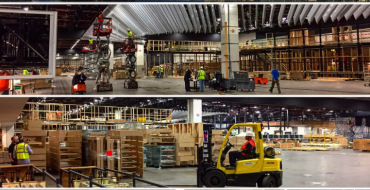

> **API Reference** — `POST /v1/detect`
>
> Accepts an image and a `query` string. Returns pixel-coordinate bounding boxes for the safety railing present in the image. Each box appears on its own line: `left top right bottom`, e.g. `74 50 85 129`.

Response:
60 167 167 188
32 166 63 188
60 168 106 188
263 134 304 139
104 167 168 188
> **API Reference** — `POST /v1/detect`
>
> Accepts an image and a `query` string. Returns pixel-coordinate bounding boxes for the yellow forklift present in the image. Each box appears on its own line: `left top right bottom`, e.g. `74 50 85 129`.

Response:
197 123 282 187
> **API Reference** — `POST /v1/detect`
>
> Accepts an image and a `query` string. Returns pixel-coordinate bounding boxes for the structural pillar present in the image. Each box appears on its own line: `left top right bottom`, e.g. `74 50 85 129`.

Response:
187 99 202 123
135 42 145 77
2 125 14 147
221 4 240 79
109 43 114 71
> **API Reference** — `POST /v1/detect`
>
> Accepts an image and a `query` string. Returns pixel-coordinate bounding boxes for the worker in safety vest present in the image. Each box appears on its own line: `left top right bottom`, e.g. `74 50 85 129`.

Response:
0 70 10 95
197 67 205 92
158 66 164 78
23 70 29 75
98 11 104 29
228 131 255 167
127 29 133 39
89 38 94 50
13 137 33 165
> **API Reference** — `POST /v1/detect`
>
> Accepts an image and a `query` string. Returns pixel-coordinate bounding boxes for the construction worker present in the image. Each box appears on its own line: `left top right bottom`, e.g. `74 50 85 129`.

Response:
157 66 164 78
23 69 29 75
98 11 104 29
228 131 255 167
13 137 33 165
127 29 133 39
8 136 19 165
197 67 205 92
269 66 281 94
89 38 94 50
184 69 192 92
0 70 10 95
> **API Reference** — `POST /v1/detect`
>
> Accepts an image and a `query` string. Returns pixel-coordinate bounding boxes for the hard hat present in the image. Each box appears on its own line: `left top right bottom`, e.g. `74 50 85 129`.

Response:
127 28 131 31
200 67 204 69
246 131 254 137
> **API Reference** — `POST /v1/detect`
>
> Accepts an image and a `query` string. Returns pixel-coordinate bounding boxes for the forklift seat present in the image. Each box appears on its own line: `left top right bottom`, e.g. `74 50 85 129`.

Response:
236 147 258 161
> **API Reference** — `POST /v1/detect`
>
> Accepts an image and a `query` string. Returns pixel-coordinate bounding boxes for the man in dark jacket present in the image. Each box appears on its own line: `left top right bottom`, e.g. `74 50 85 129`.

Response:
184 69 192 91
72 72 79 85
77 71 87 84
269 66 281 94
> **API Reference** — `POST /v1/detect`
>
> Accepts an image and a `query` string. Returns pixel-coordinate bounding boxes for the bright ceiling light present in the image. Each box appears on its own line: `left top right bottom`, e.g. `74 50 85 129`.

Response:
217 18 221 21
70 39 80 50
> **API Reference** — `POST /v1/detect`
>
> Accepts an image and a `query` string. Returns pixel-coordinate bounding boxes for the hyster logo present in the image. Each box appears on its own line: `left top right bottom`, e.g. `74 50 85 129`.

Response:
267 162 274 164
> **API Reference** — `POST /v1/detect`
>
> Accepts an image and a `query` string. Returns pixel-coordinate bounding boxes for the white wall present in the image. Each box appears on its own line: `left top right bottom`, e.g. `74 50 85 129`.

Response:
2 125 14 147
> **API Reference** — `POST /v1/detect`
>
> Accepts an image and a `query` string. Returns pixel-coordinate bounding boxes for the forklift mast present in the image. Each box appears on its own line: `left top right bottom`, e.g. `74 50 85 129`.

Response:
196 123 214 187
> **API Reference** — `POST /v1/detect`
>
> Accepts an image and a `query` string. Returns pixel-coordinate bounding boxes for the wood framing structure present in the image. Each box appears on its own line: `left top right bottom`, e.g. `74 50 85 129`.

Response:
167 123 203 145
49 131 82 171
147 40 221 52
23 103 172 124
174 134 195 166
21 130 47 170
107 130 144 178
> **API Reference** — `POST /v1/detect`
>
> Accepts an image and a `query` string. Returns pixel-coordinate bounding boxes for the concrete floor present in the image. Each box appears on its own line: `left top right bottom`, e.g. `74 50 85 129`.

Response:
33 76 370 95
34 149 370 188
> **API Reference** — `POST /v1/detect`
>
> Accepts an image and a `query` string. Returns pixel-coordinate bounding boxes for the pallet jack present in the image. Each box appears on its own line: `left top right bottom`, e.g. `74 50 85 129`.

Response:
91 17 113 92
197 123 283 187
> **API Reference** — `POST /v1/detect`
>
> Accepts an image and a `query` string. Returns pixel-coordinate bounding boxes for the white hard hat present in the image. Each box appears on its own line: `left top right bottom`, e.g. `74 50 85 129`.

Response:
246 131 254 137
200 67 204 69
127 28 131 31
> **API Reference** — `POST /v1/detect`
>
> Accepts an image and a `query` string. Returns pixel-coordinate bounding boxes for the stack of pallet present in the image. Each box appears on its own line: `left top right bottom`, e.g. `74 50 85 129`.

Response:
167 123 203 145
353 139 370 151
147 130 175 145
174 134 195 166
107 130 144 178
21 130 47 170
49 131 82 171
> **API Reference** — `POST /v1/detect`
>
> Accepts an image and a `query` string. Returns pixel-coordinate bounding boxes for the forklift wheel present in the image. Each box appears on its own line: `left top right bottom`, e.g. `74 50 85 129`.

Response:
204 170 226 187
261 175 277 187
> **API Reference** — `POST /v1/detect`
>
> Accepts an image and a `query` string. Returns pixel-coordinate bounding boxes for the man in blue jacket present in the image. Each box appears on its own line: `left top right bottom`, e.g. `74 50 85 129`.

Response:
269 66 281 94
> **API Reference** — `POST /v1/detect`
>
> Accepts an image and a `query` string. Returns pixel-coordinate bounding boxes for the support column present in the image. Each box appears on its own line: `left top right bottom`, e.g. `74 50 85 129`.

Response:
221 4 240 79
135 42 145 77
109 43 114 71
2 125 14 147
187 99 202 123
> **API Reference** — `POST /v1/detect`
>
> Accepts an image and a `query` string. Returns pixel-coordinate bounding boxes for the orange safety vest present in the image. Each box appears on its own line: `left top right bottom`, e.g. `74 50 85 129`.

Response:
98 14 104 22
240 139 255 157
0 71 10 91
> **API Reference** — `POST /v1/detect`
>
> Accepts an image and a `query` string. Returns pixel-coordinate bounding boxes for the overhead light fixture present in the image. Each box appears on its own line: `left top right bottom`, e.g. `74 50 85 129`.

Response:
307 109 311 112
22 6 29 11
217 18 221 21
70 39 80 49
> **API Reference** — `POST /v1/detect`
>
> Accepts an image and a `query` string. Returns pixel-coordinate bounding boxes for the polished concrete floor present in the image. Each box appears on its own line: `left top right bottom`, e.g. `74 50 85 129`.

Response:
35 149 370 188
33 76 370 95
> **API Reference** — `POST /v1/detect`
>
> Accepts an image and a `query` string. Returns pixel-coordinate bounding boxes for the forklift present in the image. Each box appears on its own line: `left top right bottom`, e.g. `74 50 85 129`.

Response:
197 123 283 187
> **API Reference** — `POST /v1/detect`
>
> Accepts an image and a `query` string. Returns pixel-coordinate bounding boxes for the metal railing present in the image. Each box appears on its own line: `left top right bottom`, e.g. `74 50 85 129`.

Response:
32 166 63 188
60 168 106 188
263 134 304 139
60 167 167 188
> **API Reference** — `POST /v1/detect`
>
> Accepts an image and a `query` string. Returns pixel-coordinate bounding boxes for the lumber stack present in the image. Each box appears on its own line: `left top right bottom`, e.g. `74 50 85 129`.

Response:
167 123 203 145
353 139 370 151
147 130 175 144
174 134 195 166
21 130 47 170
107 130 144 178
49 131 82 171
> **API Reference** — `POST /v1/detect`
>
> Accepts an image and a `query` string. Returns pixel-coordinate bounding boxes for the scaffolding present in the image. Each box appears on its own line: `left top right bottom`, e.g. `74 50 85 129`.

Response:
335 117 370 141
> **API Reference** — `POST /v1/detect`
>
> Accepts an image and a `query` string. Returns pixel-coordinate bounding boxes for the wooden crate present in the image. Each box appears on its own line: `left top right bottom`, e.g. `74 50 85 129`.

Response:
353 139 370 151
0 164 37 184
21 130 47 170
174 134 195 166
49 131 82 171
107 130 144 178
147 131 175 144
167 123 203 145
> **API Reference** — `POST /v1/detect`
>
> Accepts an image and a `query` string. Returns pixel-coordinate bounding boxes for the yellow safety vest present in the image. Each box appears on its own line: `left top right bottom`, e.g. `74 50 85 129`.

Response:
15 143 29 160
128 31 133 38
198 70 205 80
89 39 93 44
23 70 29 75
158 67 163 72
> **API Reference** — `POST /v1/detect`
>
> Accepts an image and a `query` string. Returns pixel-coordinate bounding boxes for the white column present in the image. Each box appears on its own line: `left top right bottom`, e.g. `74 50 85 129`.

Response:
2 125 14 147
221 4 240 79
109 43 114 70
135 43 145 76
187 99 202 123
